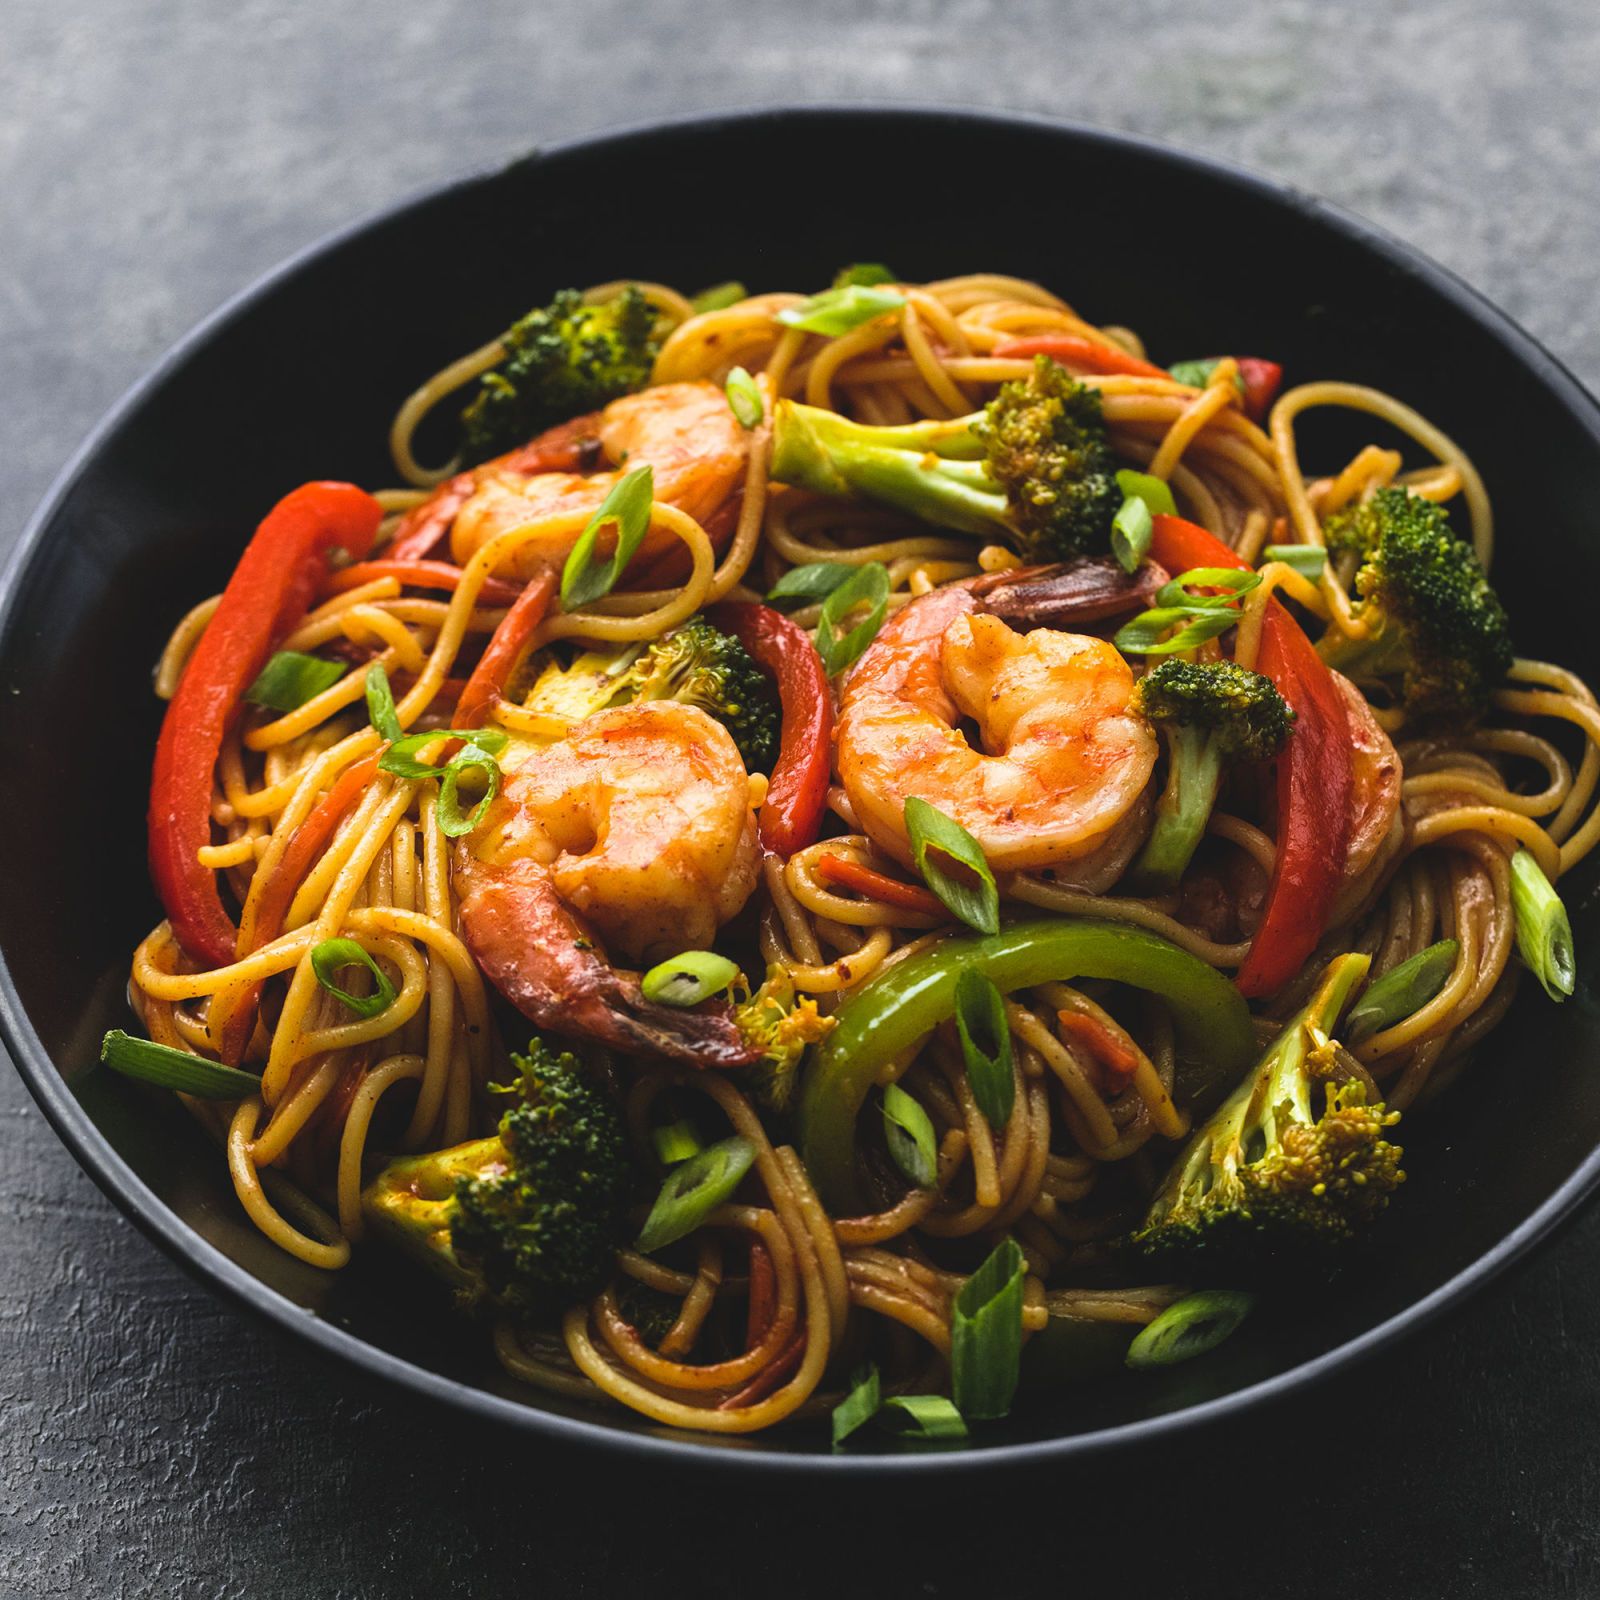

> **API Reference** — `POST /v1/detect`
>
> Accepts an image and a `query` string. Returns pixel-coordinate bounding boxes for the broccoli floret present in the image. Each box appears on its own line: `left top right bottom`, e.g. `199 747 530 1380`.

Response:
732 965 835 1111
770 355 1120 561
459 286 659 465
361 1037 632 1312
1128 658 1295 893
521 616 780 770
1133 953 1404 1272
1319 488 1512 721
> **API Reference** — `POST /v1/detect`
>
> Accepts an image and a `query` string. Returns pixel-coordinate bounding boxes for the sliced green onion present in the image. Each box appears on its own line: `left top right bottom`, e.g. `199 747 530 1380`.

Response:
814 560 890 676
652 1118 704 1167
1111 493 1153 576
1344 939 1460 1043
1114 468 1178 519
1167 357 1245 396
1167 357 1221 388
1126 1289 1255 1369
690 280 747 313
767 560 859 608
1511 847 1576 1002
1115 569 1261 657
561 464 655 610
833 262 898 288
724 366 763 429
950 1237 1026 1421
310 938 398 1019
953 965 1014 1128
1113 605 1238 656
831 1363 883 1449
1157 567 1262 608
245 651 344 713
378 727 509 780
777 284 906 337
365 662 404 742
1262 543 1327 580
881 1082 937 1188
877 1394 968 1441
100 1030 262 1100
636 1135 756 1253
640 950 741 1007
435 743 503 838
904 796 1000 935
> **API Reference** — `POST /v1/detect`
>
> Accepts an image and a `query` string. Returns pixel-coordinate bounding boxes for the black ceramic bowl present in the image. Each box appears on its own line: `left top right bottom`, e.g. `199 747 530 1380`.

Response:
5 107 1599 1473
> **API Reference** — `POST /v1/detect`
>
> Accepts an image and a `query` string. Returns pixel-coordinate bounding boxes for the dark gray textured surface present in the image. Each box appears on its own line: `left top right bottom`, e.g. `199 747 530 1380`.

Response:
4 2 1600 1594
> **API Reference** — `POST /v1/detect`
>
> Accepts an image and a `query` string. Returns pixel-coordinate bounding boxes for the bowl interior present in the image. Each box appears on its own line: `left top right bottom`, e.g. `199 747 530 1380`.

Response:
6 108 1600 1463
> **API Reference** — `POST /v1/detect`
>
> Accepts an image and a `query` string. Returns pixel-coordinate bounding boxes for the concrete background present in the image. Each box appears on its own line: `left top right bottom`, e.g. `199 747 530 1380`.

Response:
4 1 1600 1594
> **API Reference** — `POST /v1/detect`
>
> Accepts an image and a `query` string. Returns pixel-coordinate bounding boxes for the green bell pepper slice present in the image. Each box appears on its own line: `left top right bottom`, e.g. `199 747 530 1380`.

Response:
796 916 1256 1210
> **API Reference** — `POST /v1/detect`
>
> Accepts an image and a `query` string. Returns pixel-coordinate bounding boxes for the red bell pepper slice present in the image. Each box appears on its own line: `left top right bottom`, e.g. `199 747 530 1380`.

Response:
149 482 382 969
708 602 833 856
1146 514 1351 998
1055 1009 1141 1093
993 334 1170 381
815 853 942 916
1234 358 1283 424
453 571 557 730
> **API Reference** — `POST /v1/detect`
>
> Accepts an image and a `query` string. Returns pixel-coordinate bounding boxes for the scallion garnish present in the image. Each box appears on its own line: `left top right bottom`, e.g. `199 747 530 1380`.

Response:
1111 494 1153 577
814 560 890 676
651 1119 704 1167
953 965 1014 1128
1344 939 1460 1043
1114 566 1262 656
365 661 404 742
636 1134 756 1253
1167 357 1245 397
950 1236 1026 1420
881 1082 937 1188
100 1030 262 1099
1158 567 1262 608
833 262 898 288
689 280 747 314
310 937 399 1019
724 365 764 429
435 742 503 838
1125 1288 1255 1369
377 727 509 780
877 1393 968 1441
1262 543 1327 580
640 950 741 1007
245 651 344 713
1112 465 1180 573
560 464 655 610
831 1363 883 1449
903 796 999 936
766 560 859 608
1510 848 1577 1002
777 284 906 337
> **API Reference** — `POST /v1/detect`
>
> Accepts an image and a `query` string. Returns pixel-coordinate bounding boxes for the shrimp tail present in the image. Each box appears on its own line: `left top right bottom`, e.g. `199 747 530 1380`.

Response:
972 554 1170 631
457 855 760 1069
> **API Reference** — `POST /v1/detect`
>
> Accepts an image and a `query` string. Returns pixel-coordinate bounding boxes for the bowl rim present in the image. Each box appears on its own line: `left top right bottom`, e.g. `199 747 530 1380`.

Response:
6 102 1600 1476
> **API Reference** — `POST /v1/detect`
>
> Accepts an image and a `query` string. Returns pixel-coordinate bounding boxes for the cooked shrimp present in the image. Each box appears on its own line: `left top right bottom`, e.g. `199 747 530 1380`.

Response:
443 381 748 577
836 585 1157 872
454 701 761 1065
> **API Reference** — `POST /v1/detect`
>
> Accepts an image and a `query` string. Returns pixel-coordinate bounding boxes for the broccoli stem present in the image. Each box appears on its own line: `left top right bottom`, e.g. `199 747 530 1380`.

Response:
1153 951 1371 1210
1317 624 1404 684
770 401 1006 538
1129 724 1226 894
